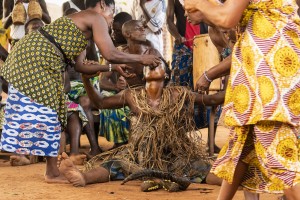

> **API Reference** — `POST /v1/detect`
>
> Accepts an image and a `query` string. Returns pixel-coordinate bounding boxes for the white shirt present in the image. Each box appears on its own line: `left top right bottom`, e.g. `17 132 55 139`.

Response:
131 0 166 54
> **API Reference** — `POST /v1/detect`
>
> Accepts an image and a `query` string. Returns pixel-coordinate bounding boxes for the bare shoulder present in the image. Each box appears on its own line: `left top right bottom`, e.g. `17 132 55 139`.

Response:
67 10 106 32
146 47 162 57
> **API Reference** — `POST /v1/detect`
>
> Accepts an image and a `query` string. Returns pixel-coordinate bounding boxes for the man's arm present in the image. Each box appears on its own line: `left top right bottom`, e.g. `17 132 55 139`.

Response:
194 91 225 106
82 74 129 109
39 0 51 24
166 0 184 44
2 0 13 29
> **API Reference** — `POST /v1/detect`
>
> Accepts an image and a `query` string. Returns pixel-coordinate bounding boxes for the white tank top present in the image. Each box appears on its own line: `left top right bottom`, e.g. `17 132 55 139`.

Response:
10 1 29 40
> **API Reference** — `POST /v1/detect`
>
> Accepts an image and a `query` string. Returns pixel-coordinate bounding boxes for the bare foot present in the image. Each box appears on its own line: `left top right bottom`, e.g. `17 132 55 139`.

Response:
70 154 87 165
10 155 30 166
44 173 69 184
59 152 86 187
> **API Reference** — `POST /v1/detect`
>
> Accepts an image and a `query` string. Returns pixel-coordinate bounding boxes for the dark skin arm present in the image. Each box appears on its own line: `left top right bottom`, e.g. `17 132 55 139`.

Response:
39 0 51 24
166 0 185 45
195 55 231 92
74 50 134 77
62 70 71 94
194 90 225 106
82 74 131 110
99 72 127 92
0 44 8 61
69 11 160 65
185 0 250 29
3 0 13 29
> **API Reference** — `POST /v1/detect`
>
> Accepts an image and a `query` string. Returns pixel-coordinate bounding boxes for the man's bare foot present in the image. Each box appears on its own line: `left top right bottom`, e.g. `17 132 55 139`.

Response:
60 152 86 187
70 154 87 165
44 173 69 184
10 155 30 166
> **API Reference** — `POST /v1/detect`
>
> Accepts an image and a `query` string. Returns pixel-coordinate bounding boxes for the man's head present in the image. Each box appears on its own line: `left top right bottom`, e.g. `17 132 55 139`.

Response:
122 20 146 42
143 58 171 86
25 18 44 34
112 12 132 45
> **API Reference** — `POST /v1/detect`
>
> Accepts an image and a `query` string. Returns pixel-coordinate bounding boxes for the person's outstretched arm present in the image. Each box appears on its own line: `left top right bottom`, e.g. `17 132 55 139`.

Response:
69 12 161 66
195 55 231 92
82 74 129 110
185 0 250 29
194 91 225 106
74 50 134 77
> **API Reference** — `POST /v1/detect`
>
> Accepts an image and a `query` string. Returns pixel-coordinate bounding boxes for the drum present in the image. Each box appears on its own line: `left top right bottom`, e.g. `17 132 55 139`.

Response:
193 34 221 91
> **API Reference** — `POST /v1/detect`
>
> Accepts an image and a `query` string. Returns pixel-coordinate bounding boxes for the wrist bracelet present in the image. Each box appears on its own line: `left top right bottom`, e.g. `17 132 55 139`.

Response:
204 71 212 83
109 64 112 72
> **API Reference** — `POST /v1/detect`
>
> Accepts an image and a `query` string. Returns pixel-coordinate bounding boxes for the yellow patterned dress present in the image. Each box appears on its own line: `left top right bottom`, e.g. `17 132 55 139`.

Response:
0 17 87 157
211 0 300 193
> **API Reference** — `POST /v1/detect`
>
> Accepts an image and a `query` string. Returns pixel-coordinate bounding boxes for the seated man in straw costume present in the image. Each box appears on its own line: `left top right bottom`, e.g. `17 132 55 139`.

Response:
58 58 224 191
98 19 159 150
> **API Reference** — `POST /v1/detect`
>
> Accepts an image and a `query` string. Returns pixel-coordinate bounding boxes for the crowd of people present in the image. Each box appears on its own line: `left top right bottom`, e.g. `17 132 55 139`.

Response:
0 0 299 199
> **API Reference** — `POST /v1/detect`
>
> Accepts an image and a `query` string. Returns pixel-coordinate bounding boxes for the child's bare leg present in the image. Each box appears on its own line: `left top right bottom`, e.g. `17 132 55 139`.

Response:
79 96 102 157
67 112 87 165
59 152 109 187
45 156 68 183
244 190 260 200
217 160 248 200
10 155 30 166
283 184 300 200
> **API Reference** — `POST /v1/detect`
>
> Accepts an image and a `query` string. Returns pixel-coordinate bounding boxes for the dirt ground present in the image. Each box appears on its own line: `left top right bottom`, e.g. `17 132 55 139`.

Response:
0 126 284 200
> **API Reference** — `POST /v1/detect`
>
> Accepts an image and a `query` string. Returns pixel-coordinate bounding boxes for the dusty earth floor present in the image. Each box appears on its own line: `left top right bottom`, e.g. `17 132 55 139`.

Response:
0 126 283 200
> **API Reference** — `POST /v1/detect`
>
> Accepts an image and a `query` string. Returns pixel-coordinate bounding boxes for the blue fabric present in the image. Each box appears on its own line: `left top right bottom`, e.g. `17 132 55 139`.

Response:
0 85 61 157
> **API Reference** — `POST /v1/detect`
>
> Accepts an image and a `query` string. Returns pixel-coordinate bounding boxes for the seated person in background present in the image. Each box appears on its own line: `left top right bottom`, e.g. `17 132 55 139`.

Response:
59 59 224 190
98 19 160 148
98 12 133 149
111 12 133 48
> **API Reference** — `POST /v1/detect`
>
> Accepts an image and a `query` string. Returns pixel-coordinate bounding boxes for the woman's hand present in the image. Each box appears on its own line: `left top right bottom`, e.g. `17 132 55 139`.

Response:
195 73 211 93
81 71 101 79
140 54 161 67
175 36 186 45
112 64 136 78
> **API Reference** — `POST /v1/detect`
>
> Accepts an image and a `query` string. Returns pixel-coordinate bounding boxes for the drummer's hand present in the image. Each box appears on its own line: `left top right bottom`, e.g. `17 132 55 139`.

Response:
175 36 186 45
112 64 136 78
140 54 161 67
184 0 199 13
186 10 204 25
195 74 211 93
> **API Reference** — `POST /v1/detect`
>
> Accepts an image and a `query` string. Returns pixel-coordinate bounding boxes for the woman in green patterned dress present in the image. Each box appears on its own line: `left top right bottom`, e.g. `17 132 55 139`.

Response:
0 0 160 183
